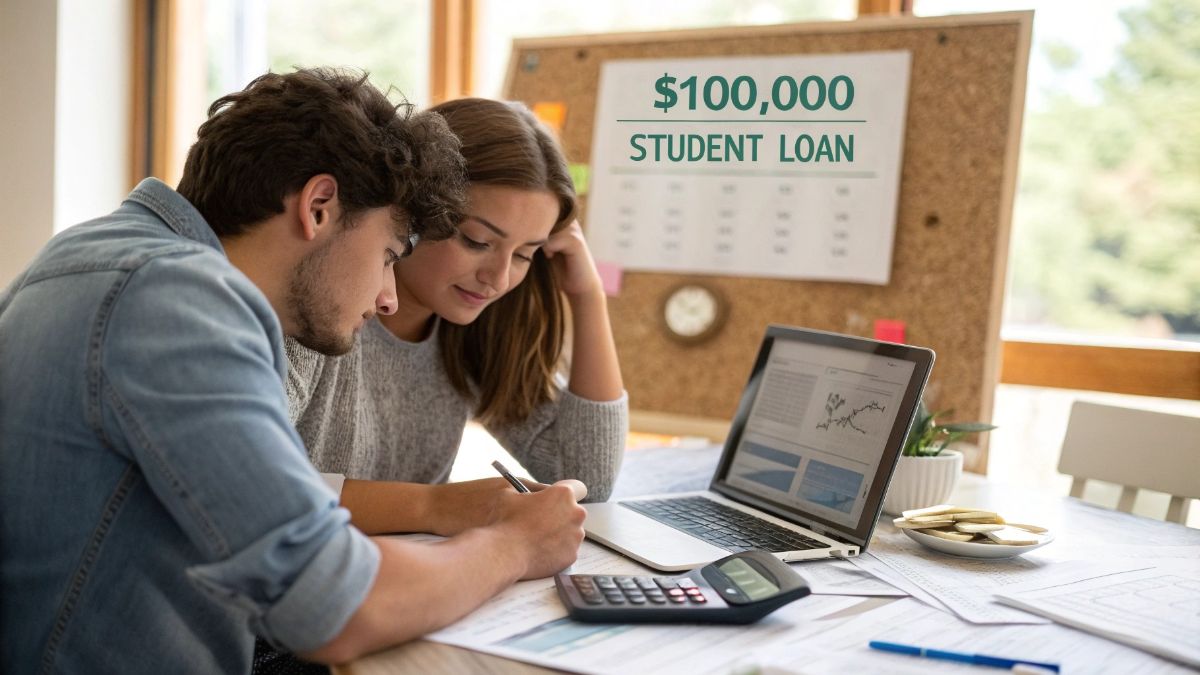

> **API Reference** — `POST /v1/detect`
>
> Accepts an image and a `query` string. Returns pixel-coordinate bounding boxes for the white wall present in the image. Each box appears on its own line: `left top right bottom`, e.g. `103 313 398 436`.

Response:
0 0 131 289
0 0 58 289
55 0 132 234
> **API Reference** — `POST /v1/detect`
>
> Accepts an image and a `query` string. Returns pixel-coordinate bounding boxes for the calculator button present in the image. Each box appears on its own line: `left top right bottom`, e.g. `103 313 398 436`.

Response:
616 578 638 589
635 577 658 590
646 594 667 604
668 595 687 603
604 594 626 604
655 578 678 590
582 594 604 605
595 578 617 590
627 595 647 605
688 593 708 604
677 579 698 589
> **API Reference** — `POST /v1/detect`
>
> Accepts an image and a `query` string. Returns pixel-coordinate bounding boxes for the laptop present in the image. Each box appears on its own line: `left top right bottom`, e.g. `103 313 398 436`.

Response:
585 324 935 571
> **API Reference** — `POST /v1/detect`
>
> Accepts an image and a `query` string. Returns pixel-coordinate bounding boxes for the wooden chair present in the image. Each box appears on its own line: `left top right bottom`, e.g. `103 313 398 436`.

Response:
1058 401 1200 524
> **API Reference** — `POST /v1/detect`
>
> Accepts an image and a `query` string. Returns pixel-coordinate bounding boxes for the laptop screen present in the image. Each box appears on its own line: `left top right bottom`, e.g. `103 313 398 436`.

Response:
711 325 934 547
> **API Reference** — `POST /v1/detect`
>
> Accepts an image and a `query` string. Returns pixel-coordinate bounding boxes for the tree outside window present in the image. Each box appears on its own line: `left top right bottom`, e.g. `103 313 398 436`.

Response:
920 0 1200 343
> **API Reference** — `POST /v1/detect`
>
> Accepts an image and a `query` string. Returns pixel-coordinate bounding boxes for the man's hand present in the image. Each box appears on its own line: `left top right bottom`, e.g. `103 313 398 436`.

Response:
303 478 588 663
488 480 588 579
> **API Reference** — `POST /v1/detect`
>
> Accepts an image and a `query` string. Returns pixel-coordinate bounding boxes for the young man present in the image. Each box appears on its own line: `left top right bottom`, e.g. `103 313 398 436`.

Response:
0 69 587 673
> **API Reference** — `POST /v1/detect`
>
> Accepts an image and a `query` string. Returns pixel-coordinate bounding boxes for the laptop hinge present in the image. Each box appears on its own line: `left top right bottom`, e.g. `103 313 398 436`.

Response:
805 522 860 549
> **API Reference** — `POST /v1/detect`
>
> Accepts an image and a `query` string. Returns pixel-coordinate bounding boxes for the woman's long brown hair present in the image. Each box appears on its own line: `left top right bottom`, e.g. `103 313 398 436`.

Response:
431 98 577 426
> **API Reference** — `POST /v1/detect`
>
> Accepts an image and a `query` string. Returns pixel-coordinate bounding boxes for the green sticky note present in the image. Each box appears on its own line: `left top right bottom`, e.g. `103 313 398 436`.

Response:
568 163 591 196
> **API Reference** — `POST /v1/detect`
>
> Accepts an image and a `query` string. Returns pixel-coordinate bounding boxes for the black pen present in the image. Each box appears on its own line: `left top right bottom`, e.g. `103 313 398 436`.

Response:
491 460 531 493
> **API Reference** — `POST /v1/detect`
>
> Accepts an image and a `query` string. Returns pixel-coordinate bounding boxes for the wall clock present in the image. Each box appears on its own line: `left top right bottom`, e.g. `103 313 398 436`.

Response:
661 282 728 344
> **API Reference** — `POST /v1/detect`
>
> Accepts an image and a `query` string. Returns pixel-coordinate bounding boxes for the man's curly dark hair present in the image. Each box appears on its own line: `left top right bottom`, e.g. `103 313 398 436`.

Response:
177 67 466 243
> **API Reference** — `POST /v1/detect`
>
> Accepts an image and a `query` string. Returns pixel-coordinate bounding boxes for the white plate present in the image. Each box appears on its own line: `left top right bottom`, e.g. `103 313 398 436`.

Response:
903 528 1054 559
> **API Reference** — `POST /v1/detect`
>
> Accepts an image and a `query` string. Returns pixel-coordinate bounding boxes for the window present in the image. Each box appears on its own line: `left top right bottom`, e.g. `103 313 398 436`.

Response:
914 1 1199 501
205 0 431 119
916 0 1200 346
473 0 858 97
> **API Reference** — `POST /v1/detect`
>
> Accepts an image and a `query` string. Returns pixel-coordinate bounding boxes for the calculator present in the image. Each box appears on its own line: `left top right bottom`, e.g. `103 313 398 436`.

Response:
554 549 811 624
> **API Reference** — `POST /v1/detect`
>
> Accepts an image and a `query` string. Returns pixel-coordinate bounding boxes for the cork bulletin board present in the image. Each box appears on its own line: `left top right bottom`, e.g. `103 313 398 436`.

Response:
504 12 1032 472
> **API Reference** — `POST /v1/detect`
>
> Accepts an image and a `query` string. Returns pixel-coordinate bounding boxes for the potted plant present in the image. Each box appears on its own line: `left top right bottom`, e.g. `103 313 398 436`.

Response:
882 400 997 516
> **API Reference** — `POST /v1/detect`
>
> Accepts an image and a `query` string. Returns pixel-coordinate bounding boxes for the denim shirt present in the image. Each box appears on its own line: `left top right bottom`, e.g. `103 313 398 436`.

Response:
0 179 380 674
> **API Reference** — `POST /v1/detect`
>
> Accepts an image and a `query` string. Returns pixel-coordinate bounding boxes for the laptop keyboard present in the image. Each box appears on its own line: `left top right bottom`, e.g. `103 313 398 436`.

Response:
621 496 831 553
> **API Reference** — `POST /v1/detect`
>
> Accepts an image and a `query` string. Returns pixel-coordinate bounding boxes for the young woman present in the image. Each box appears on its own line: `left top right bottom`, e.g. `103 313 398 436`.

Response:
285 97 627 535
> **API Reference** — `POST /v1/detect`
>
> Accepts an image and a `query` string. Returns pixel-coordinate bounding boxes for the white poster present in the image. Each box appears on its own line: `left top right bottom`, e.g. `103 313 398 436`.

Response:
587 51 911 285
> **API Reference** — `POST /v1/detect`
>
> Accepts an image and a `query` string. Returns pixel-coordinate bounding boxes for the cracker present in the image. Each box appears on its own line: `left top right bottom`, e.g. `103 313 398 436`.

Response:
984 527 1040 546
950 511 1001 521
910 514 963 523
922 528 977 542
893 517 955 529
954 522 1004 533
901 505 985 519
894 505 1049 548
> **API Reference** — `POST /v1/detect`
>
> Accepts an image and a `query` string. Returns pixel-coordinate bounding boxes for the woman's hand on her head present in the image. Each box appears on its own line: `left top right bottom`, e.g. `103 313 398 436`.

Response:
542 220 603 299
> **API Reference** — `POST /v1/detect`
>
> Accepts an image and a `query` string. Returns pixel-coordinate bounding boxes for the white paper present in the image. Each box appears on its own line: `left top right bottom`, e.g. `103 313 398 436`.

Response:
587 51 911 285
609 444 721 499
399 533 1183 674
794 559 906 597
856 525 1151 624
848 550 957 614
425 540 867 675
994 561 1200 668
749 597 1195 675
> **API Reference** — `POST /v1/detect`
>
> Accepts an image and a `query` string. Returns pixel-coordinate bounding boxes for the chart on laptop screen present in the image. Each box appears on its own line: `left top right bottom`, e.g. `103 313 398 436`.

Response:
725 339 915 528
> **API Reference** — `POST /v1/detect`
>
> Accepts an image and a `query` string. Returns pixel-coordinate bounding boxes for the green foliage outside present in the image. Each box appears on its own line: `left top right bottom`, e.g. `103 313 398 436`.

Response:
266 0 429 104
1007 0 1200 340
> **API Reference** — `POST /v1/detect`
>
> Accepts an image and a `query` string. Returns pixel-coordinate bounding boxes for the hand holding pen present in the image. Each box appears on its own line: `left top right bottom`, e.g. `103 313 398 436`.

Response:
492 460 588 501
492 460 532 493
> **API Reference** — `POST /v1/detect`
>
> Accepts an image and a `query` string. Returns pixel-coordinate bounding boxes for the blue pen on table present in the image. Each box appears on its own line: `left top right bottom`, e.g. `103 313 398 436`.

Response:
491 460 531 493
869 641 1060 672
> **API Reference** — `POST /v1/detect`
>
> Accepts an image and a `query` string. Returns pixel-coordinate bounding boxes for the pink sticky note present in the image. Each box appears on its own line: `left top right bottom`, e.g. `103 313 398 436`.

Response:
874 319 906 343
595 260 623 296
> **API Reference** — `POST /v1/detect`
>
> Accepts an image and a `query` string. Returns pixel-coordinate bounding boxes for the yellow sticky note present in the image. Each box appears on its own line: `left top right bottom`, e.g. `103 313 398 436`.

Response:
568 163 591 196
531 101 567 136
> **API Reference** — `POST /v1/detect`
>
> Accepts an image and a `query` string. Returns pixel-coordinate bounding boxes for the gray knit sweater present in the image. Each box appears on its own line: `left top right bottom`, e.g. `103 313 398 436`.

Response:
285 318 627 501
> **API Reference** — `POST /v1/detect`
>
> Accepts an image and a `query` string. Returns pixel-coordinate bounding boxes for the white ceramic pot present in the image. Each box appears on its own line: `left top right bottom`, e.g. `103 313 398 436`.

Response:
882 449 963 516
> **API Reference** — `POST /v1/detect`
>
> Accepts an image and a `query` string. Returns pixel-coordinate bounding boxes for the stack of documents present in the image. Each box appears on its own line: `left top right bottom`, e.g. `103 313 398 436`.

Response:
994 561 1200 668
849 525 1147 625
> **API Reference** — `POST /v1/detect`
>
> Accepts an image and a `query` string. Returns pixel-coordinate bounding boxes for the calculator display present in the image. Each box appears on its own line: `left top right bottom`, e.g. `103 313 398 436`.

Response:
717 558 779 601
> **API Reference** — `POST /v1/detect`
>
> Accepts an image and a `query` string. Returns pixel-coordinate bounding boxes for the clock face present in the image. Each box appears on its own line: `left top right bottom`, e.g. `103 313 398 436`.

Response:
664 284 723 340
